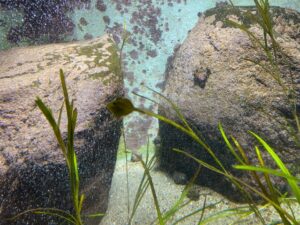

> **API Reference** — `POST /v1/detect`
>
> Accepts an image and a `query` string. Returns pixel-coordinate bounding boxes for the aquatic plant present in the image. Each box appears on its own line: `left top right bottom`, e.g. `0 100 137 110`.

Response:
220 124 300 225
107 94 300 224
108 9 300 215
225 3 299 223
226 0 300 144
119 128 226 225
35 69 84 225
108 1 300 224
10 69 103 224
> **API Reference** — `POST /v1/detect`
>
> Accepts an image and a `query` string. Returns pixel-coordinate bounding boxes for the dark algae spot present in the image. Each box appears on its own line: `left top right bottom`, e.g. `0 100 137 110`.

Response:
96 0 107 12
146 49 158 58
129 50 139 60
193 67 211 89
79 17 88 26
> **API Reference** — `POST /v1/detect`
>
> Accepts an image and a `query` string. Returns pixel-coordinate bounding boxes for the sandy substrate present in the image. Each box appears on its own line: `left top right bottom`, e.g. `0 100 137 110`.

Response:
100 154 299 225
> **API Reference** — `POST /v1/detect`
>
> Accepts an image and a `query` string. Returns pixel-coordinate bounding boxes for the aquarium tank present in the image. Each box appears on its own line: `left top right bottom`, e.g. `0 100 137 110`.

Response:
0 0 300 224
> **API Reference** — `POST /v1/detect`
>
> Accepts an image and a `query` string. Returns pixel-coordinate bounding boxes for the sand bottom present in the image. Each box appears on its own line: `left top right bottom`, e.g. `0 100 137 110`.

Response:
100 153 299 225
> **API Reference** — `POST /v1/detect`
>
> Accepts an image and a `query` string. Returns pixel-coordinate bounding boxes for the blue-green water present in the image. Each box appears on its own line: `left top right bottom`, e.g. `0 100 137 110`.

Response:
1 0 299 150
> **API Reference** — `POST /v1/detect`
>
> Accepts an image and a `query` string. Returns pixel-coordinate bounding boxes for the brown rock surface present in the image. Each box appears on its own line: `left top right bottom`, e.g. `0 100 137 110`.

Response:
0 35 123 224
158 5 300 202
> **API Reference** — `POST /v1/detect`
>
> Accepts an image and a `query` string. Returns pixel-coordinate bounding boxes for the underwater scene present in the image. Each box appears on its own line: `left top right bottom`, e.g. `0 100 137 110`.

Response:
0 0 300 224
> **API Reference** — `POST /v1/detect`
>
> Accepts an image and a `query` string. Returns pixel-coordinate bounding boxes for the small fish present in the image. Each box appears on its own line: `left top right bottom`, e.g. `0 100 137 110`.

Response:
107 98 135 119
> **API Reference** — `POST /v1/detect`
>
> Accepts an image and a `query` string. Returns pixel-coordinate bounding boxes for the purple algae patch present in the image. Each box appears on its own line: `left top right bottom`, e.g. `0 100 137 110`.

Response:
129 50 139 60
146 49 158 58
79 17 88 26
96 0 107 12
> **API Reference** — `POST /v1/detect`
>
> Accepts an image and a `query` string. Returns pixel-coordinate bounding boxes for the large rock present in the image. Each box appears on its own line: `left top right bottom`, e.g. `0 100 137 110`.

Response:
0 35 123 224
158 4 300 202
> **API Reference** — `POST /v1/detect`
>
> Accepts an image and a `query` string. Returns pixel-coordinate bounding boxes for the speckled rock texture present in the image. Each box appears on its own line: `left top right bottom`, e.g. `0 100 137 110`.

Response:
158 4 300 202
0 0 91 44
0 35 123 225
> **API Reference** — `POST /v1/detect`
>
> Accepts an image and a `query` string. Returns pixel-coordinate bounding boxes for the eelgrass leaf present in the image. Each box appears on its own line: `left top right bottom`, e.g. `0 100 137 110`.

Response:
171 197 221 225
7 207 76 224
129 154 157 224
219 123 244 164
35 98 68 161
72 108 78 133
59 70 82 224
229 203 271 225
233 165 300 182
33 211 76 225
121 129 131 220
197 195 207 225
129 177 150 224
225 19 264 49
138 156 164 225
60 69 72 122
34 70 85 225
132 91 170 116
173 148 298 224
140 86 193 132
78 194 85 214
129 140 156 225
84 213 105 218
285 198 297 222
253 146 293 224
249 131 300 203
230 138 273 217
255 146 276 194
198 206 252 225
162 167 201 222
57 101 64 128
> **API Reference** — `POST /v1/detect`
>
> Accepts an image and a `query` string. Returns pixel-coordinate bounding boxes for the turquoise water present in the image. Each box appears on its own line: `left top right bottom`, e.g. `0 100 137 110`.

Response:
1 0 299 150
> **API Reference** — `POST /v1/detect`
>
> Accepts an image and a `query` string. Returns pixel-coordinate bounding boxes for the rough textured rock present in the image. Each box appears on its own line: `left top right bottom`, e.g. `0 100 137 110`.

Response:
158 4 300 202
0 35 123 224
